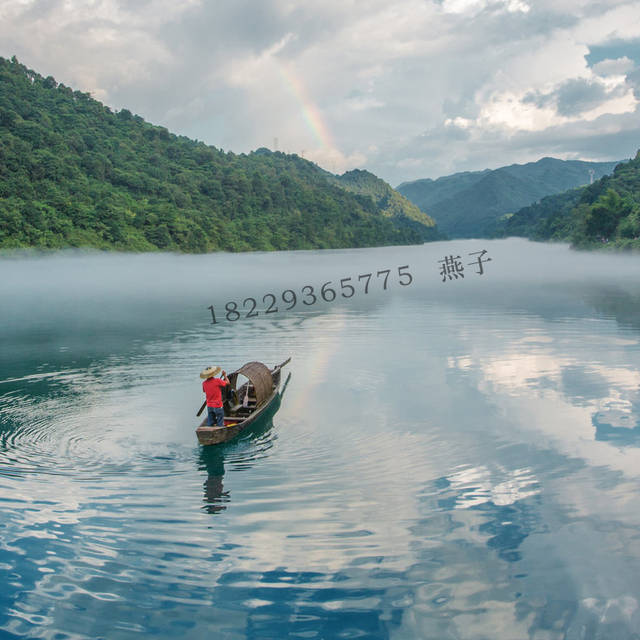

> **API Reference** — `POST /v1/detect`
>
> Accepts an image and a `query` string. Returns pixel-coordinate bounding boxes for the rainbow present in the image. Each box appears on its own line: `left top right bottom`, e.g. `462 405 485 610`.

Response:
285 313 347 415
277 64 335 152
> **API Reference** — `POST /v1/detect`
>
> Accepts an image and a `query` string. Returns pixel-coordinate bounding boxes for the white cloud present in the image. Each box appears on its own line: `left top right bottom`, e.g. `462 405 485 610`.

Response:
440 0 530 15
1 0 640 182
305 147 368 175
593 56 636 76
344 95 385 112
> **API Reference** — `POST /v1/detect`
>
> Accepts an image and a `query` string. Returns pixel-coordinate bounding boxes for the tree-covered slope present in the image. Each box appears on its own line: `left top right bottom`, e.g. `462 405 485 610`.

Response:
497 188 583 240
428 169 544 237
0 56 436 252
396 169 490 213
497 152 640 250
397 157 620 238
329 169 439 240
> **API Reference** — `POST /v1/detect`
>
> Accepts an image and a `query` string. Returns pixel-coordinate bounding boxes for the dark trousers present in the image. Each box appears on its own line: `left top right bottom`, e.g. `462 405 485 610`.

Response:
207 406 224 426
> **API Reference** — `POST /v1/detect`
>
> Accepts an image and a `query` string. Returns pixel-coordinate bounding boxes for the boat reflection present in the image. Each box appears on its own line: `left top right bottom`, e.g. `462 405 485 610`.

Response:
200 448 229 514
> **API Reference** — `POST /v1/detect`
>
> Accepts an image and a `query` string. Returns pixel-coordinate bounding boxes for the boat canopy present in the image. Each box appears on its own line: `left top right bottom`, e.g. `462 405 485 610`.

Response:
228 361 273 407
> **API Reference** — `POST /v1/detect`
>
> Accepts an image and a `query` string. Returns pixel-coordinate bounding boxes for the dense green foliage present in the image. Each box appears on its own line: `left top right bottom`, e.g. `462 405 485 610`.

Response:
497 189 584 240
330 169 440 241
397 157 619 238
0 56 436 252
570 153 640 250
497 153 640 251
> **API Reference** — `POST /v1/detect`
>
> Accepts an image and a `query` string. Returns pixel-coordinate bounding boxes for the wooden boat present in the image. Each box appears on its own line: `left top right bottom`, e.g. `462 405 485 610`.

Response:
196 358 291 446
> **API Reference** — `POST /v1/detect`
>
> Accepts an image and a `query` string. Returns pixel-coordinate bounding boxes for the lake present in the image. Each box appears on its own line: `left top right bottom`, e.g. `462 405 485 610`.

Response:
1 238 640 639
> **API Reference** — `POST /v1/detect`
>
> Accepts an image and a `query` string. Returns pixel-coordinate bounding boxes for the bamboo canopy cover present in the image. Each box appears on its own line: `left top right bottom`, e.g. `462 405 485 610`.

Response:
228 362 274 406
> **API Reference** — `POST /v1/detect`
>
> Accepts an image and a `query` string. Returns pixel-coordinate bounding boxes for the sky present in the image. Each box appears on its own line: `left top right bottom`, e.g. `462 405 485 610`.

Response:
1 0 640 186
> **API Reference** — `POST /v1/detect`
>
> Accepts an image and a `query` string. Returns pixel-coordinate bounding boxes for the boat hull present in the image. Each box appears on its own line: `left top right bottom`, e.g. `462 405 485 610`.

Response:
196 390 280 445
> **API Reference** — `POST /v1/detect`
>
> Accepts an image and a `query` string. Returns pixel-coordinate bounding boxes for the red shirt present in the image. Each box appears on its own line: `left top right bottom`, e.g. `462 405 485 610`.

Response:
202 377 228 408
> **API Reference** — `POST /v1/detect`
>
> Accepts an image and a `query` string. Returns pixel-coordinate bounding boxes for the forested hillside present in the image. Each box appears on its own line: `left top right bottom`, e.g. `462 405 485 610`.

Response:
497 189 584 240
398 157 619 238
330 169 440 240
497 153 640 250
0 56 436 252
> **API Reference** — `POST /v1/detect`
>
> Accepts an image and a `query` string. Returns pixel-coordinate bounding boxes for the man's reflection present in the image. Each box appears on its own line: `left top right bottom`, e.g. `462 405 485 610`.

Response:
199 448 229 514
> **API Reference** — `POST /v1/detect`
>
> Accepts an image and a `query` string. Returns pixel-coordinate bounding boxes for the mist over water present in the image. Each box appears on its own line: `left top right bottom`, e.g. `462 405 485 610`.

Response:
1 238 640 639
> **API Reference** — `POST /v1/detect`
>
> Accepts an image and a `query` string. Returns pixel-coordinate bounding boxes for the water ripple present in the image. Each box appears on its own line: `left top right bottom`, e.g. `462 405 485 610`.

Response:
2 244 640 639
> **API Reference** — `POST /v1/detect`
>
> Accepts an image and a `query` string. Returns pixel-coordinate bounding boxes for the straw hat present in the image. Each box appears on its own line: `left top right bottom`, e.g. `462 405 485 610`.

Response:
200 366 221 379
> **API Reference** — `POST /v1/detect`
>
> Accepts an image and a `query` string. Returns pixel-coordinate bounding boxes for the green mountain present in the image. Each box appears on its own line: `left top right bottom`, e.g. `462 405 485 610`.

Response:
0 56 436 252
329 169 440 240
499 152 640 251
397 169 490 211
496 189 584 240
397 157 620 238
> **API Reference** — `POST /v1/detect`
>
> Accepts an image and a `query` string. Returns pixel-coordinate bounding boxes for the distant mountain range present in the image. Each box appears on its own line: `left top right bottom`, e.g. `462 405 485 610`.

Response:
397 157 621 238
496 152 640 251
0 56 437 253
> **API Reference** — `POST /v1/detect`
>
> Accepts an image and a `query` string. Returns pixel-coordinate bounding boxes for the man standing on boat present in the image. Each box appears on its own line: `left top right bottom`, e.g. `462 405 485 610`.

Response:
200 366 229 426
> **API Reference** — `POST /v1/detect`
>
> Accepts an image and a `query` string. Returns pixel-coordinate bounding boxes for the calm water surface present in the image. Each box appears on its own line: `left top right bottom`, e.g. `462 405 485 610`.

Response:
1 239 640 639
